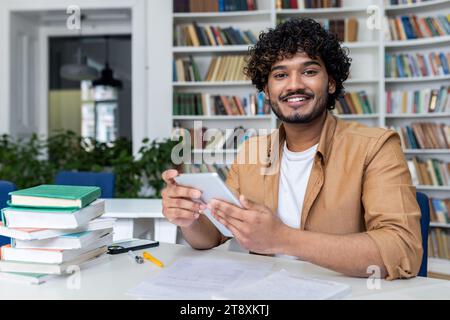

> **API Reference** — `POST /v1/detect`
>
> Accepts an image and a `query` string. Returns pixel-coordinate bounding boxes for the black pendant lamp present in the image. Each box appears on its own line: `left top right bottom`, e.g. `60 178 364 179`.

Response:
60 37 98 81
93 36 123 89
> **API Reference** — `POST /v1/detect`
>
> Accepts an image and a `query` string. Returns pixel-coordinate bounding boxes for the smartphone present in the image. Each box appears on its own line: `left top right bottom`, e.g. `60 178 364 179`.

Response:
174 172 240 237
107 238 159 254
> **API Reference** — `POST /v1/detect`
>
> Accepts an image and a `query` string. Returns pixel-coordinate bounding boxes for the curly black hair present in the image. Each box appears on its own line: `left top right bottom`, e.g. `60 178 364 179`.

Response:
244 18 351 110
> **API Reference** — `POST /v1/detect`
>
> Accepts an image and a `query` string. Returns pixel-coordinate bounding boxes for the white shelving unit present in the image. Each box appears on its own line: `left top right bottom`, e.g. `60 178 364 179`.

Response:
383 0 450 275
171 0 450 274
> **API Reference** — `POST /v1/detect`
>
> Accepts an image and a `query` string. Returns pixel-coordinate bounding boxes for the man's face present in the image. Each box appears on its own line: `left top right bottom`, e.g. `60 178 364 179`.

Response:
264 52 335 124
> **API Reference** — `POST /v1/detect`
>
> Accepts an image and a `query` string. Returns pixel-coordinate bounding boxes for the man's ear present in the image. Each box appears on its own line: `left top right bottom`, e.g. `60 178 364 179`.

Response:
263 85 269 97
328 78 336 94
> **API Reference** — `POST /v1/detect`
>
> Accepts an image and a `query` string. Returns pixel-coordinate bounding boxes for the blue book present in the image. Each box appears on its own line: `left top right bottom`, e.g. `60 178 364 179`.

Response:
218 0 225 12
439 52 449 74
406 126 418 149
396 55 405 78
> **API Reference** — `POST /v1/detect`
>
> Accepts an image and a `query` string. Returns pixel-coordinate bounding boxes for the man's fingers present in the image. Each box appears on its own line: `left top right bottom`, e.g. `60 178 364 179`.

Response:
164 208 200 223
166 197 206 212
166 185 202 199
214 212 244 238
208 199 245 222
162 169 179 185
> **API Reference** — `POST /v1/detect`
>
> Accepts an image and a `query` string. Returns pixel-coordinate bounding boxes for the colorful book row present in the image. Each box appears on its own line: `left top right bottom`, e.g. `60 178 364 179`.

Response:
173 92 269 116
385 15 450 41
386 86 450 114
385 52 450 78
394 122 450 149
174 0 257 13
174 23 258 47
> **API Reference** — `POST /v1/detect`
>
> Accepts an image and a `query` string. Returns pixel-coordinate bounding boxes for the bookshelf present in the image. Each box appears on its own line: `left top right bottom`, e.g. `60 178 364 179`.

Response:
383 0 450 277
171 0 450 274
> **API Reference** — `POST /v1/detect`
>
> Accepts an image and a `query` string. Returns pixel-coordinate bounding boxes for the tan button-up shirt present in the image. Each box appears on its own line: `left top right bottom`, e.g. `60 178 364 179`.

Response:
225 111 423 280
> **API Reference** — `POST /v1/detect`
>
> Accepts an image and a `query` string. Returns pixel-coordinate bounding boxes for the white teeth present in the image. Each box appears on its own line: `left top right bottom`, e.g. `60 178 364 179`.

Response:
287 97 306 102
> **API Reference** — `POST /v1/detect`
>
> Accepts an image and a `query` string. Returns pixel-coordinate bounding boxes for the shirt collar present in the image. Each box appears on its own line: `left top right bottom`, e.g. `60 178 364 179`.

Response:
267 111 338 167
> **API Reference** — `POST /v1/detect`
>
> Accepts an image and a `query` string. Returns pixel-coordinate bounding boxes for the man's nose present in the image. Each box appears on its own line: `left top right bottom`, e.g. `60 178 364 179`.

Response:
285 72 306 93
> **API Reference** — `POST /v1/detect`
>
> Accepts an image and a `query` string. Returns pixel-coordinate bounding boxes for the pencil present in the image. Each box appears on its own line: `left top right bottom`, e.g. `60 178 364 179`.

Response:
143 251 164 268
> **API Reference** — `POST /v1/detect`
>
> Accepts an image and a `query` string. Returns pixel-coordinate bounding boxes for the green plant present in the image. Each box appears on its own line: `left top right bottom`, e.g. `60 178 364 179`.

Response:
0 131 178 198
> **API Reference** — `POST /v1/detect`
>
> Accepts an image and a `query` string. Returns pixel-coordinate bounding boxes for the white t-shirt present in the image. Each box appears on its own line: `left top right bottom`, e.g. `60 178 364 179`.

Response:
276 142 318 259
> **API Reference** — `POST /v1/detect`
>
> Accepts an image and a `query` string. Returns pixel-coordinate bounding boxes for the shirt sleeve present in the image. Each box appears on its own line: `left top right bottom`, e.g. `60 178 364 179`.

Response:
362 130 423 280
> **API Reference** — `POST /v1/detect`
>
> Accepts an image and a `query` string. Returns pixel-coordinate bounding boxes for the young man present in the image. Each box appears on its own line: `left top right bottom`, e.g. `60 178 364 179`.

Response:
161 18 422 280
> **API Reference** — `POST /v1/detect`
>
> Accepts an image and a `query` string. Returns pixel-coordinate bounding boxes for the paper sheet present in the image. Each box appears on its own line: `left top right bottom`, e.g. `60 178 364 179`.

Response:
126 256 274 299
212 269 352 300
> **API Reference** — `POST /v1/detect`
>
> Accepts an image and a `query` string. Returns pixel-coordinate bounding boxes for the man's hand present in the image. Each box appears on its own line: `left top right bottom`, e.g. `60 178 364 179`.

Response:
208 195 286 254
161 169 206 227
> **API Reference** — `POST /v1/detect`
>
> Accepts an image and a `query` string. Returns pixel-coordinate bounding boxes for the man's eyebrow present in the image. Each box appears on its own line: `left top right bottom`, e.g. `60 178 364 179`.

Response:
270 60 322 72
303 60 322 67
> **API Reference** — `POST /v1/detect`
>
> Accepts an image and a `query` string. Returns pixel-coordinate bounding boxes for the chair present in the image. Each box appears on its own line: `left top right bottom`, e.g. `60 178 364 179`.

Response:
55 171 115 198
0 181 17 246
416 191 430 277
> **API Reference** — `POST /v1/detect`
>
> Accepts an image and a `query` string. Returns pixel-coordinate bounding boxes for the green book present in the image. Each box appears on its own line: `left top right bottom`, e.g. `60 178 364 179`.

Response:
8 185 101 209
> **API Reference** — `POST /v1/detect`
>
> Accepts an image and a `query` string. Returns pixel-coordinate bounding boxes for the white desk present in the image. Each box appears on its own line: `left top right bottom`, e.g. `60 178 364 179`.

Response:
103 199 177 244
0 243 448 300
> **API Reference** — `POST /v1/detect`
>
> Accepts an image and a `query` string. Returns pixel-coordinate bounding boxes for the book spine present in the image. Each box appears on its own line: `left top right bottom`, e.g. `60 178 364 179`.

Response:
81 189 102 208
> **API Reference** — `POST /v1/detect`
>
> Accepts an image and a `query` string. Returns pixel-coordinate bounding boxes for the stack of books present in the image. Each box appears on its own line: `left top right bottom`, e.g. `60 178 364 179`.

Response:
0 185 114 284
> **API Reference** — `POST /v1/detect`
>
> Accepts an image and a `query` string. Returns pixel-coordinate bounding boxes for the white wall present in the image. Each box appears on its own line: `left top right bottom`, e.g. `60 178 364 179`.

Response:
146 0 173 143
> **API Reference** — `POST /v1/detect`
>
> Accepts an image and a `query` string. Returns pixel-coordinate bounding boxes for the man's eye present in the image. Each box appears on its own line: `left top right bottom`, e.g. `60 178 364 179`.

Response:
273 73 287 79
304 70 318 75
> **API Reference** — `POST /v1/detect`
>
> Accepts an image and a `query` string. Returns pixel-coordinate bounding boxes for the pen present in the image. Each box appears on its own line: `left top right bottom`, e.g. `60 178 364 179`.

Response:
143 251 164 268
128 250 144 264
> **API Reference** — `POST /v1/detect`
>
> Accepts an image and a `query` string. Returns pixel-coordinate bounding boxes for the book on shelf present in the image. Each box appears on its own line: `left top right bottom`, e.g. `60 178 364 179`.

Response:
173 93 269 116
393 123 450 149
173 125 255 151
174 23 258 47
386 86 450 114
174 0 257 13
276 0 343 9
385 51 450 79
429 228 450 260
386 0 435 5
8 184 101 209
407 157 450 186
1 199 105 229
277 17 359 42
430 198 450 224
12 228 113 250
334 91 373 115
0 245 108 275
385 15 450 41
173 55 249 83
0 217 115 241
1 233 113 264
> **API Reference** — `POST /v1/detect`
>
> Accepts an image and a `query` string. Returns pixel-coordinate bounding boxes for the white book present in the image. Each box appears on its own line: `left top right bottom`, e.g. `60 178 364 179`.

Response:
407 160 419 186
0 246 108 275
1 199 105 229
2 233 113 264
0 217 115 241
12 228 113 250
0 271 55 285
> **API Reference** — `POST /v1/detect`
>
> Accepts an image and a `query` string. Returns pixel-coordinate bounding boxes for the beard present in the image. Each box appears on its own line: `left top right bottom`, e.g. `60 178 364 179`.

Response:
267 88 329 124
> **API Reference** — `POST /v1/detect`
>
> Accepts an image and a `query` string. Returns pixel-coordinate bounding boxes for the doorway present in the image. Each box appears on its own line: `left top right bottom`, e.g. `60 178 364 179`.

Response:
48 35 132 142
